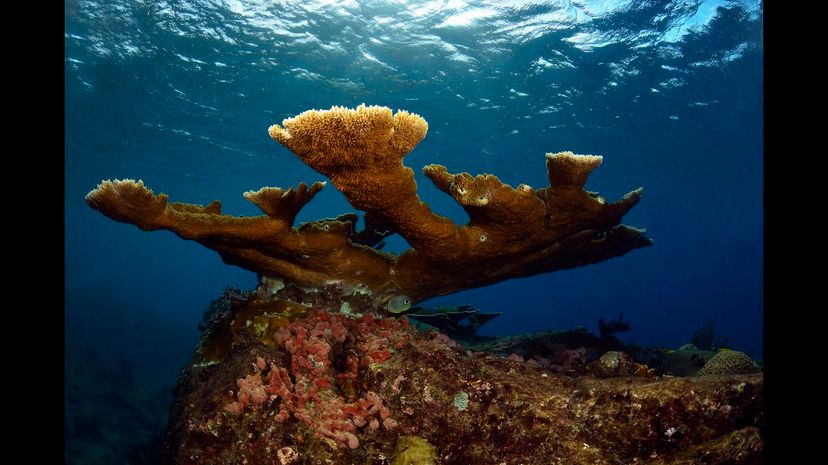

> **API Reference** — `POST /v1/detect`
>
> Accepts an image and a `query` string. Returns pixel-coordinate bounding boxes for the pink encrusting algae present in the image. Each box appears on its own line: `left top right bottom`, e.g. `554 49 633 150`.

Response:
224 309 408 449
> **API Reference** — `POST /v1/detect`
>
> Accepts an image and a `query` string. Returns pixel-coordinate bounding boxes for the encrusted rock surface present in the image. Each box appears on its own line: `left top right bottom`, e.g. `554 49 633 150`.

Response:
162 291 763 465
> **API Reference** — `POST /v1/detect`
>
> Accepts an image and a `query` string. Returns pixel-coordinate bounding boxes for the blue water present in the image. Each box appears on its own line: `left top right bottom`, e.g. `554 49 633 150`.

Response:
65 1 762 463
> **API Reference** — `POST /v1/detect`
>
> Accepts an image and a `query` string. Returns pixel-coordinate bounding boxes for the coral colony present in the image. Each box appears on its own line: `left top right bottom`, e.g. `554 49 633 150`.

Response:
86 106 762 464
87 104 651 306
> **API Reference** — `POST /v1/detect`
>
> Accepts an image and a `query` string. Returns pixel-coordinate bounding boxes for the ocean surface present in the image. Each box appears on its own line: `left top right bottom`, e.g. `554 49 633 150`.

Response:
65 1 763 463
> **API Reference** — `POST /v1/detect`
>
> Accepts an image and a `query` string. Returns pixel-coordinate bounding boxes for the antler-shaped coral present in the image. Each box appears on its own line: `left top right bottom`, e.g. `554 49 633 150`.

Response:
87 105 651 305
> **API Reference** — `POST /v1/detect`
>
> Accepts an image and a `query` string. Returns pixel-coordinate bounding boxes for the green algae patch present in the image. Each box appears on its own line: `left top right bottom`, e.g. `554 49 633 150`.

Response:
391 436 437 465
196 297 313 364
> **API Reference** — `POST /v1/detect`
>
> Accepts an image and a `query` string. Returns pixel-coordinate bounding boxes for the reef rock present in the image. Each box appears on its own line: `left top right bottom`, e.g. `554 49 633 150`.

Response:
161 290 763 465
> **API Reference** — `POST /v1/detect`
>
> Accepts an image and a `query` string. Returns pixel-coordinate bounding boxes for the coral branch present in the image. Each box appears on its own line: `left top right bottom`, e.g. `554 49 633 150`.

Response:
545 151 603 187
422 164 546 228
88 105 652 306
243 181 326 225
86 179 396 293
269 105 456 253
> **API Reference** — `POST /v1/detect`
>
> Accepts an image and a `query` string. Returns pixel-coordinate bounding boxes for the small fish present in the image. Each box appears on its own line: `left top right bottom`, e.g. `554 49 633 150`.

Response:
386 295 412 314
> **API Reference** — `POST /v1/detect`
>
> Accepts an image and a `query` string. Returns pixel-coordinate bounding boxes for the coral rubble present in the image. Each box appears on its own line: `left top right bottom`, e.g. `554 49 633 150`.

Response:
87 105 651 307
406 304 502 342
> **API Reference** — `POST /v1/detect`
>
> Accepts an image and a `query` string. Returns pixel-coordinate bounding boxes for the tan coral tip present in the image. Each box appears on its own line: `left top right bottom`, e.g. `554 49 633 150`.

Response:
545 152 603 187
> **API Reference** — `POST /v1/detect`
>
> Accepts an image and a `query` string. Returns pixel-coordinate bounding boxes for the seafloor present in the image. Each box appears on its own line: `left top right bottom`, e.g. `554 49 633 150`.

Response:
161 284 763 465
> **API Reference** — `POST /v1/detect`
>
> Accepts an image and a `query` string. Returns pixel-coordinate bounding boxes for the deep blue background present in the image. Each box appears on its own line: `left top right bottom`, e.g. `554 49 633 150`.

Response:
65 1 762 462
